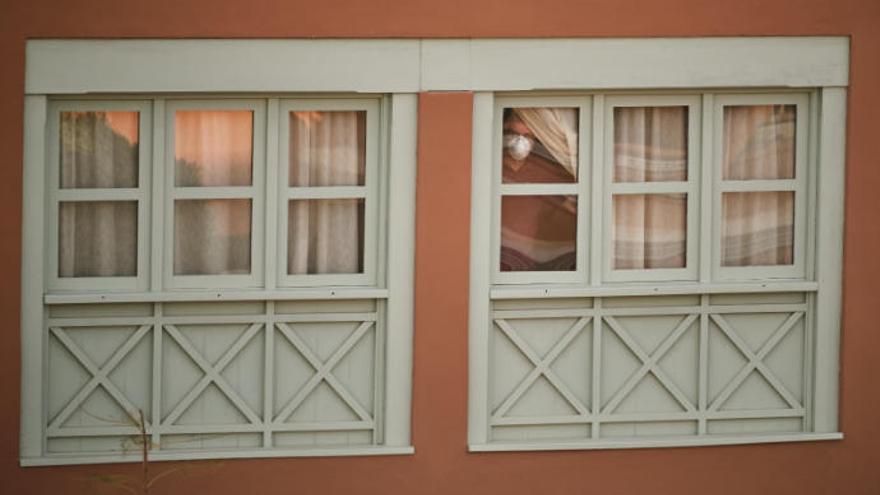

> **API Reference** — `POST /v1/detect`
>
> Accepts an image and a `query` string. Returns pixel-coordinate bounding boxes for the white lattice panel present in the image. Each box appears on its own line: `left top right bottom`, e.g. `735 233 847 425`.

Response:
488 293 809 443
44 300 382 455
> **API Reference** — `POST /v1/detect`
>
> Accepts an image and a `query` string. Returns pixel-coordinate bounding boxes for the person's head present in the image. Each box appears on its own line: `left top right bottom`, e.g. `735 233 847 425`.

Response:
503 109 535 161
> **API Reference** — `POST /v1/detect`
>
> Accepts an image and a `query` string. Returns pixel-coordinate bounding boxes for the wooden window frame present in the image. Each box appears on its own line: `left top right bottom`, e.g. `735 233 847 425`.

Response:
711 93 811 281
164 99 267 290
492 95 592 285
470 84 845 452
46 99 153 292
277 98 384 288
22 92 416 466
602 94 701 283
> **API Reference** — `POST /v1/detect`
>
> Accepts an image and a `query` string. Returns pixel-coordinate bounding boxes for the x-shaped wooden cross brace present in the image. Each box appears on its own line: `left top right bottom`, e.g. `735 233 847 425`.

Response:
708 312 803 411
274 321 374 424
602 314 699 415
162 323 264 426
48 325 152 432
492 317 592 419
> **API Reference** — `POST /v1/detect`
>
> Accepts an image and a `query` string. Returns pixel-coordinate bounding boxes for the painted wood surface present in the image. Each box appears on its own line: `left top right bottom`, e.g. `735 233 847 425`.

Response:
43 299 384 458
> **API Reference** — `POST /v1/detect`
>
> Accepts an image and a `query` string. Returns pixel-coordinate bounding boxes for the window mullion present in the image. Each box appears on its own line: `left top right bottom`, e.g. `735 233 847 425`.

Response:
498 185 578 196
286 186 368 199
700 93 714 283
590 94 605 286
719 179 798 192
264 98 280 291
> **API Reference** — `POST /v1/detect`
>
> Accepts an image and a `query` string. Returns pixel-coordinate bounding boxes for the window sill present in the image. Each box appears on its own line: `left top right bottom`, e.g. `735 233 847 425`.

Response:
21 445 415 467
43 287 389 305
469 432 842 453
490 281 818 299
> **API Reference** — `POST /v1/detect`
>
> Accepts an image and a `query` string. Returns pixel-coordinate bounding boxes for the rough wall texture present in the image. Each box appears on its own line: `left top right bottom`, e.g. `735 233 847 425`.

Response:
1 1 879 493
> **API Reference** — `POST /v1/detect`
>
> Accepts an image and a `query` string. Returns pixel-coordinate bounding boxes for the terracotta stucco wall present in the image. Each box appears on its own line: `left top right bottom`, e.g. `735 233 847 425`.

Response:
1 1 879 493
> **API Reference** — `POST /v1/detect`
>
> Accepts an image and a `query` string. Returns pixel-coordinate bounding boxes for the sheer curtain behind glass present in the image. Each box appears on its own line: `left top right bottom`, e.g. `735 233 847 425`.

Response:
288 111 366 275
58 111 139 277
612 106 688 270
721 105 796 266
173 110 253 275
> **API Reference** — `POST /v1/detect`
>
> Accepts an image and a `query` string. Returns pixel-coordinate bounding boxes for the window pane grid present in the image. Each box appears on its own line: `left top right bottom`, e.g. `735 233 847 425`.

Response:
279 103 377 283
497 102 584 278
50 103 150 289
166 103 263 285
604 98 697 280
717 98 804 275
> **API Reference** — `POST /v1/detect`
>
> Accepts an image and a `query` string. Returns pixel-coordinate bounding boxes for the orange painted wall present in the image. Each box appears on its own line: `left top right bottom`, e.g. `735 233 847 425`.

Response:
1 1 879 493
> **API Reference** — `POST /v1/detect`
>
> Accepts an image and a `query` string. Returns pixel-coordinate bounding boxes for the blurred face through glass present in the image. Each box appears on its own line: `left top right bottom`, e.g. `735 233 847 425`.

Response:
503 113 535 163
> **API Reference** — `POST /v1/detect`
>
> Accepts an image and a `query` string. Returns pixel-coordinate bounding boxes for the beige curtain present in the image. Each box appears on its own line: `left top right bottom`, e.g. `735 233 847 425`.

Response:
174 110 253 187
288 111 365 274
174 199 252 275
721 105 795 266
612 107 688 269
173 111 254 275
513 108 578 179
58 112 139 277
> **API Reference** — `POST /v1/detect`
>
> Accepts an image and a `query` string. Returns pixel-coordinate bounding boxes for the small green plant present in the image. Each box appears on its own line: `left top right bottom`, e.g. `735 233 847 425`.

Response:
82 409 221 495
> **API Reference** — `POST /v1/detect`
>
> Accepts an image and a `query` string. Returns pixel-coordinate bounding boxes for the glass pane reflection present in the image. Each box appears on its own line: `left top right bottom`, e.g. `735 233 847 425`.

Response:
722 191 794 267
612 193 687 269
500 195 577 272
289 111 366 187
175 110 254 187
58 201 138 277
174 199 252 275
288 198 365 275
723 105 796 180
60 111 139 189
613 106 688 183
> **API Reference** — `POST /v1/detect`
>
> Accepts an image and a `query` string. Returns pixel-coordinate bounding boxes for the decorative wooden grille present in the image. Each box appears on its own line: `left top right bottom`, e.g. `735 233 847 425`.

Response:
489 293 809 442
45 300 382 455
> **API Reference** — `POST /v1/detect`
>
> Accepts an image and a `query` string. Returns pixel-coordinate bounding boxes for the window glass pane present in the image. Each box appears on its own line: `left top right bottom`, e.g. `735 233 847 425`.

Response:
288 198 365 275
723 105 796 180
722 191 794 267
60 111 139 189
174 110 254 187
614 106 688 183
502 108 578 184
500 195 577 271
58 201 137 277
289 111 366 187
174 199 252 275
613 194 686 269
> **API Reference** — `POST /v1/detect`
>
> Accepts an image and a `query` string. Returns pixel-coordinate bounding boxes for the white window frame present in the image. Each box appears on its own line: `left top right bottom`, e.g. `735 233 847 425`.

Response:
712 93 810 281
492 95 592 285
277 98 382 288
603 94 701 283
47 99 153 292
21 40 420 466
164 98 267 289
464 38 847 452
